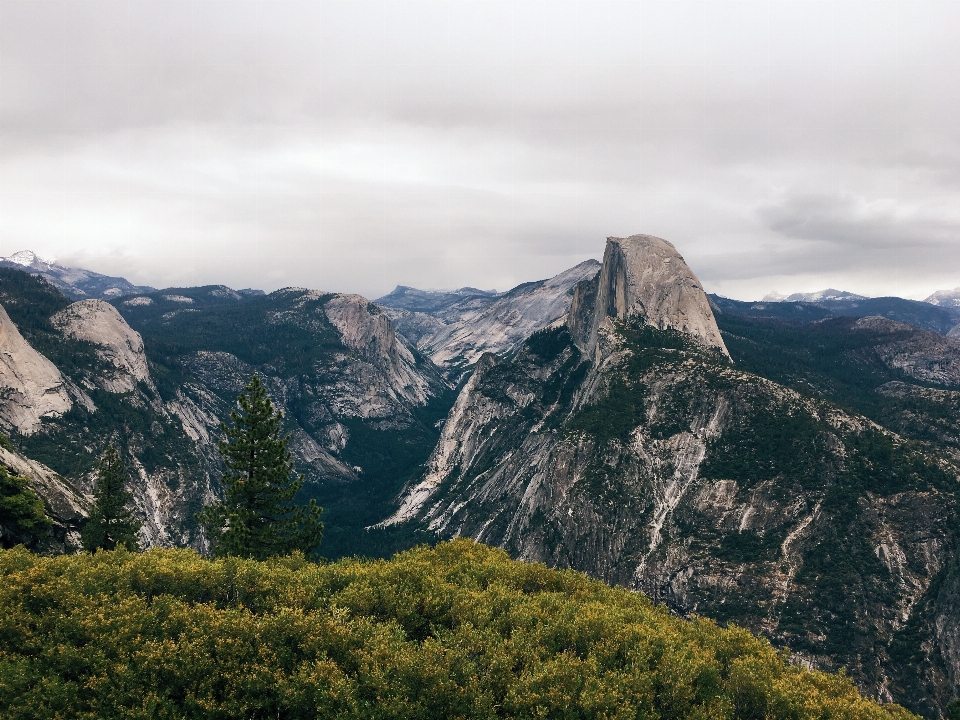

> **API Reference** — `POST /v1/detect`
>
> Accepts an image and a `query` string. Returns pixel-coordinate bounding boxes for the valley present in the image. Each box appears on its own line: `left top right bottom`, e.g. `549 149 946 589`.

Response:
1 240 960 716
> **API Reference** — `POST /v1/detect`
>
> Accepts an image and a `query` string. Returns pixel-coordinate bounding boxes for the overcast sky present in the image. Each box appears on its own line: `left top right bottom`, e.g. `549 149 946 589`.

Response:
1 1 958 300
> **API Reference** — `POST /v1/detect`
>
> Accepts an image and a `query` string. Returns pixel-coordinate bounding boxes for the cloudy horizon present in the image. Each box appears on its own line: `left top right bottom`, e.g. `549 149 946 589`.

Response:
2 1 959 302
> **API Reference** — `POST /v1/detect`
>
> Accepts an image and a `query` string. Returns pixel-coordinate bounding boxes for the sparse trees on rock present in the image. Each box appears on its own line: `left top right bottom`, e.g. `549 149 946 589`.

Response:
82 445 140 552
199 374 322 560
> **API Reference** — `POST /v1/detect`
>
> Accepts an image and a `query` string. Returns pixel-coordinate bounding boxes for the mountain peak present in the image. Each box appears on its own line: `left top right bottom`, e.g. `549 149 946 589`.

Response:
3 250 55 268
567 234 729 359
0 251 154 300
925 286 960 307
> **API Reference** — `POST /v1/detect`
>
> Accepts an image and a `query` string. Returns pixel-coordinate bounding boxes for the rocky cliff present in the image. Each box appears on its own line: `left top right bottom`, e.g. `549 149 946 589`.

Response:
0 303 73 434
382 235 960 717
568 235 728 359
51 299 152 393
379 260 601 379
0 443 88 554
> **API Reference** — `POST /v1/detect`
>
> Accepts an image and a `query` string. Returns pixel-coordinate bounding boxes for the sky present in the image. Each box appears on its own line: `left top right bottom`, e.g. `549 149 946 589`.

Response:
1 1 959 301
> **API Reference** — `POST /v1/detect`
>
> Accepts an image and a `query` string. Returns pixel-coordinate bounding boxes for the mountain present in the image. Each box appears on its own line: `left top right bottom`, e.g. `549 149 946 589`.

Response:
0 250 155 300
110 285 455 557
380 234 960 716
926 287 960 309
763 288 868 302
375 285 501 313
711 294 960 336
0 269 453 558
378 260 601 379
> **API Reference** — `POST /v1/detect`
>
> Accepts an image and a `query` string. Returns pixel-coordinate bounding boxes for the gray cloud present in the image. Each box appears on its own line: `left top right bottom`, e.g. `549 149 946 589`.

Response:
1 0 959 301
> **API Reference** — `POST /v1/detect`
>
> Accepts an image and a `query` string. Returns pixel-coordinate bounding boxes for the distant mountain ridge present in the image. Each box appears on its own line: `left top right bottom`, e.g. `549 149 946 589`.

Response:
0 250 155 300
377 260 601 379
763 288 868 302
375 285 501 314
711 294 960 336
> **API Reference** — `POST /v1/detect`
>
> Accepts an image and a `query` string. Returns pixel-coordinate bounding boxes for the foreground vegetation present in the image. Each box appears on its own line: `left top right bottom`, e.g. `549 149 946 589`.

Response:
0 540 915 719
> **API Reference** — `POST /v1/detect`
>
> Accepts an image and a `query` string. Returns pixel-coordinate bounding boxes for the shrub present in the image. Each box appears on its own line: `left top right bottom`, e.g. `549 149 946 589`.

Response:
0 540 916 719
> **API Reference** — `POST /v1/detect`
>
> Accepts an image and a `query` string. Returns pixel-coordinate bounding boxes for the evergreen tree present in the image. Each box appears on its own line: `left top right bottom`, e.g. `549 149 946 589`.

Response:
0 462 52 549
199 374 322 560
82 445 140 552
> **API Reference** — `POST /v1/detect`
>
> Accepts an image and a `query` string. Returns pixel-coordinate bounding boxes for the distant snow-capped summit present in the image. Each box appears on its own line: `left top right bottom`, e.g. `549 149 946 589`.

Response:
5 250 57 268
0 250 155 300
762 288 867 302
924 287 960 308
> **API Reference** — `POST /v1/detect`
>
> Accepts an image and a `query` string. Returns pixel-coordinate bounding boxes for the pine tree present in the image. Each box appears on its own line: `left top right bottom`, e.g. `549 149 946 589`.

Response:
82 445 140 552
199 374 322 560
0 463 52 549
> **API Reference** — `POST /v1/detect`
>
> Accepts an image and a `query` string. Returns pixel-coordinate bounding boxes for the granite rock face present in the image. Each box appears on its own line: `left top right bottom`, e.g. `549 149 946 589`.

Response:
324 294 436 408
51 300 151 393
568 235 729 360
846 316 960 387
0 303 73 434
379 260 601 379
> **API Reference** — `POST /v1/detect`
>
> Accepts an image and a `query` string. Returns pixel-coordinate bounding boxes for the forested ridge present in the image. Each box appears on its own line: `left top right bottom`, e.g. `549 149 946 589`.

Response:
0 540 916 719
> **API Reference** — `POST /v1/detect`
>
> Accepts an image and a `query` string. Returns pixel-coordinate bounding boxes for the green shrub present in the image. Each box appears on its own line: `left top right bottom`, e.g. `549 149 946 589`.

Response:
0 540 917 719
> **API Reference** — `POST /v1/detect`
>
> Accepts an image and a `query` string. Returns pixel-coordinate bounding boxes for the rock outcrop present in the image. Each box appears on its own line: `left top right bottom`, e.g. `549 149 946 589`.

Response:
568 235 729 360
324 294 436 408
51 300 151 393
851 315 960 386
0 303 73 434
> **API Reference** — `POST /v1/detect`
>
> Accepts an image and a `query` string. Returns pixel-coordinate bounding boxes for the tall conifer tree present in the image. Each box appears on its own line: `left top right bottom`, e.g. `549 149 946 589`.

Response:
82 445 140 552
200 374 322 559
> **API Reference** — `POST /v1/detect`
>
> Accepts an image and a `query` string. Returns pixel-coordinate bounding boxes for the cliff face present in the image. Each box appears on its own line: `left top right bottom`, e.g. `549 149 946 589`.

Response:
0 303 73 434
568 235 728 359
382 235 960 717
0 445 88 554
51 299 151 393
379 260 601 379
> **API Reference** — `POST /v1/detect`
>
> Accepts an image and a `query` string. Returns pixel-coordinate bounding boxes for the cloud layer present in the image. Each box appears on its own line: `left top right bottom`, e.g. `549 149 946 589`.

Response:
1 1 959 300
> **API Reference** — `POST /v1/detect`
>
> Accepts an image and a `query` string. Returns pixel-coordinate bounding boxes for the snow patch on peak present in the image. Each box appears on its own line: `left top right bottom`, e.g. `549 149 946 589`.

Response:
774 289 868 302
924 286 960 308
4 250 55 267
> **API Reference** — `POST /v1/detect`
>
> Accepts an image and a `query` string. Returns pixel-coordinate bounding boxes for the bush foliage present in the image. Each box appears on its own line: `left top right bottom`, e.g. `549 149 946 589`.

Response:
0 540 915 719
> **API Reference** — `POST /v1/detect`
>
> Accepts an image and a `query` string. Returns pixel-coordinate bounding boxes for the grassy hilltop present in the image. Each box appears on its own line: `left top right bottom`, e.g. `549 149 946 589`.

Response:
0 540 914 719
